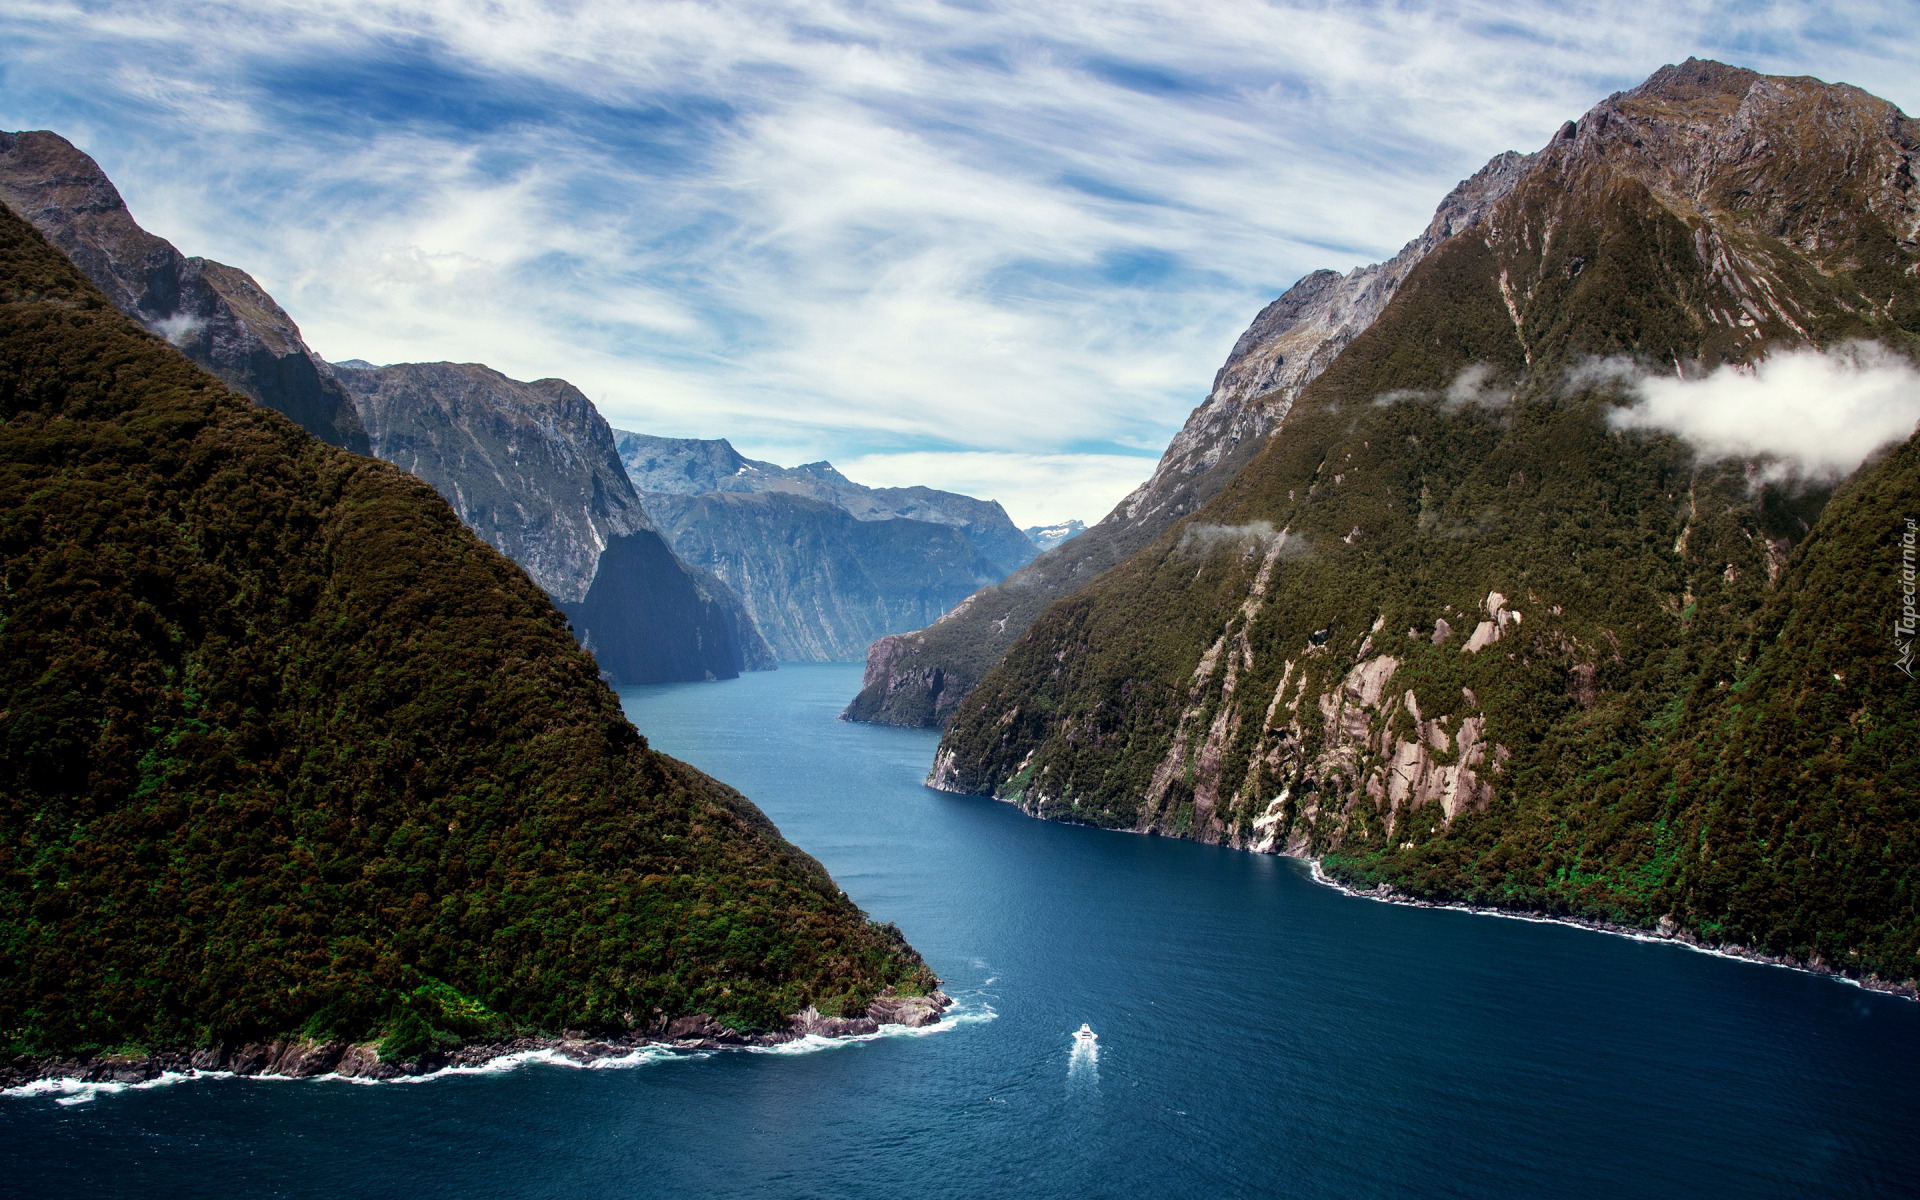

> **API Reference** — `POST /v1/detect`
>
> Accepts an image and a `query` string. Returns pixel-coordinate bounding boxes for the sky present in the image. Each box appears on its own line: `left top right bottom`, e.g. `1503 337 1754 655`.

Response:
2 1 1916 526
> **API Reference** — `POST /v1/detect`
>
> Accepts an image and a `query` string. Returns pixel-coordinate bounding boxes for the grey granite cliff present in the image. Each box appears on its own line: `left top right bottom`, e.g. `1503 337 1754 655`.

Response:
340 362 775 680
618 433 1034 661
618 433 1037 575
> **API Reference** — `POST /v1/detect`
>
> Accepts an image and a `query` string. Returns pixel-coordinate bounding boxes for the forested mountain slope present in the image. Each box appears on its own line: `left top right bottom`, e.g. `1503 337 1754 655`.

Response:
339 362 773 681
0 203 933 1069
0 130 370 454
844 150 1534 726
929 60 1920 988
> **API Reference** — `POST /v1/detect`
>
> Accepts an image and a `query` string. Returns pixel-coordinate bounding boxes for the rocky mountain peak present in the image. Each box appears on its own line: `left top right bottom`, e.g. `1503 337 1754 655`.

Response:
1484 57 1919 371
615 432 757 495
793 461 854 485
0 130 370 453
1567 57 1917 240
338 361 655 603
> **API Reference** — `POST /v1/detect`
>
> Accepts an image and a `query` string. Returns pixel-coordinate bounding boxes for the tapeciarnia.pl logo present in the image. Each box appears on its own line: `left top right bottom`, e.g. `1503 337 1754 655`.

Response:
1899 517 1917 678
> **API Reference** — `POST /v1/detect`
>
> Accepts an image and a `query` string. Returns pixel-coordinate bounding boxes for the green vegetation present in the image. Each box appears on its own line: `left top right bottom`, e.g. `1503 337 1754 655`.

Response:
0 203 934 1064
936 62 1920 987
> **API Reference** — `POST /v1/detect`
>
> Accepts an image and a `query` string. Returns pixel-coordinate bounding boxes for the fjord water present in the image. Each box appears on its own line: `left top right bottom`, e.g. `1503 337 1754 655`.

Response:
5 664 1916 1197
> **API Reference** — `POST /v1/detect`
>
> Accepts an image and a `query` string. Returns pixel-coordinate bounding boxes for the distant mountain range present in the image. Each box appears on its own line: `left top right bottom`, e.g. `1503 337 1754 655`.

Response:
335 362 774 682
1024 520 1086 552
617 433 1036 661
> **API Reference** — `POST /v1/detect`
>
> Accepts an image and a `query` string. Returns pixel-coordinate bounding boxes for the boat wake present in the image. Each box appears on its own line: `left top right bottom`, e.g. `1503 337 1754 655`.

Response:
1067 1031 1100 1092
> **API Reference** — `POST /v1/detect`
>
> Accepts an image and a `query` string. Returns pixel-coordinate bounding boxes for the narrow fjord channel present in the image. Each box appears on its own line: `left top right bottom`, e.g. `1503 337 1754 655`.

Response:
5 663 1916 1198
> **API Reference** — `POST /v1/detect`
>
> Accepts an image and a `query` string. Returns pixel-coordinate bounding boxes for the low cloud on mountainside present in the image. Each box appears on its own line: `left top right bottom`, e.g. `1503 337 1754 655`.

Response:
1611 343 1920 479
1177 520 1313 559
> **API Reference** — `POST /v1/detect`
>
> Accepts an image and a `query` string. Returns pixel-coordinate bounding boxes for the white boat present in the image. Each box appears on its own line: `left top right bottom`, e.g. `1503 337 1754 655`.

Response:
1073 1023 1097 1044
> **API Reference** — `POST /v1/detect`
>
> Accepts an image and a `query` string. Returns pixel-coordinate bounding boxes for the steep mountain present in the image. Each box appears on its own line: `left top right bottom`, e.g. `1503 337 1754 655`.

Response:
618 433 1037 574
0 130 370 454
617 432 1031 661
643 490 1007 662
844 151 1534 728
928 61 1920 988
1025 520 1087 552
338 362 774 682
0 201 936 1068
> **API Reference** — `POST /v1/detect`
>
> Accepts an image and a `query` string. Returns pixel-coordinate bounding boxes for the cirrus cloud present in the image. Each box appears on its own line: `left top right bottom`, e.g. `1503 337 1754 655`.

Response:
1 1 1915 522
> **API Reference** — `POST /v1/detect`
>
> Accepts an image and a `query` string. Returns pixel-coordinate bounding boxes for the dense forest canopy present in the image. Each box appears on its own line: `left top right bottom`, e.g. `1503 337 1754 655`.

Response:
0 202 934 1063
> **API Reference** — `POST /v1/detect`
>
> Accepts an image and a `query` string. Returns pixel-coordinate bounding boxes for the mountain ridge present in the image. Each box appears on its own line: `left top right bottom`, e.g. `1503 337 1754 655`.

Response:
0 198 935 1071
844 148 1536 727
924 58 1920 990
617 432 1037 575
0 130 370 455
619 432 1036 661
337 361 775 682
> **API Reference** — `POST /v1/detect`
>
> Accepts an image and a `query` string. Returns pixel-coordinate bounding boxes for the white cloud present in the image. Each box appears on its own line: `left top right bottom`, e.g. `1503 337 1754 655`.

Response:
1612 343 1920 478
1177 520 1309 557
831 450 1157 528
2 0 1917 488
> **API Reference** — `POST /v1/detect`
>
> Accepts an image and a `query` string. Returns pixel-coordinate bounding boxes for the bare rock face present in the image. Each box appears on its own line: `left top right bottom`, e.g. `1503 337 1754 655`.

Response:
619 432 1036 662
847 624 968 728
341 362 655 604
337 361 775 681
0 130 370 454
331 1044 389 1079
618 433 1037 576
1481 58 1920 366
664 1013 753 1043
641 489 1007 663
181 1039 356 1078
844 152 1532 728
864 990 953 1028
790 1007 882 1037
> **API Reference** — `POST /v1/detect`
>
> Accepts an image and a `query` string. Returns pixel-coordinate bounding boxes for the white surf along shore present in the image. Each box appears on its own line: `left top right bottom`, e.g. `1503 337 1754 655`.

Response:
1304 857 1917 1001
4 993 997 1106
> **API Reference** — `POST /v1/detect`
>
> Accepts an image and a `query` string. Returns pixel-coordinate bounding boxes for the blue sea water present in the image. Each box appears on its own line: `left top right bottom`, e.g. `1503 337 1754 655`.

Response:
4 662 1916 1198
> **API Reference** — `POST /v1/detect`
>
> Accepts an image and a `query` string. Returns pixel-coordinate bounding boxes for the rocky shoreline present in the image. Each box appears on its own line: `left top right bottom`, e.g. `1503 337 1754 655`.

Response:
1 990 952 1095
1307 860 1920 1002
